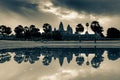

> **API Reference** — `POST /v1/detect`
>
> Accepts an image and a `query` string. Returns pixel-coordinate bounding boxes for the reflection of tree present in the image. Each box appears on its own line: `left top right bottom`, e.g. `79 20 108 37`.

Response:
0 52 11 63
1 48 119 68
76 54 84 66
91 56 104 68
42 55 52 66
91 50 104 68
85 53 90 66
14 53 23 63
14 50 40 64
107 49 120 60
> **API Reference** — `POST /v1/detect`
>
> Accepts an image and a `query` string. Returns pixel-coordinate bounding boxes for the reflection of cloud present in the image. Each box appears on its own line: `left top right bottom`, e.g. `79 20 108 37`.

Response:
0 52 120 80
38 69 79 80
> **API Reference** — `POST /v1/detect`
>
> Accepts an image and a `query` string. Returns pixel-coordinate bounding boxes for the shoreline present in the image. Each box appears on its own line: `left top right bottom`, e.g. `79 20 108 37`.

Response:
0 40 120 49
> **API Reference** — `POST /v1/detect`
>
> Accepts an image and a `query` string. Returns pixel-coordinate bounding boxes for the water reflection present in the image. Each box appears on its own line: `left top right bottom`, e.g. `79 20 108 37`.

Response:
0 47 120 68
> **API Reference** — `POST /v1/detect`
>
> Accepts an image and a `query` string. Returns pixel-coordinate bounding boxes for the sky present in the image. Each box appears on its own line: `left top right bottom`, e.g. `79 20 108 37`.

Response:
0 0 120 35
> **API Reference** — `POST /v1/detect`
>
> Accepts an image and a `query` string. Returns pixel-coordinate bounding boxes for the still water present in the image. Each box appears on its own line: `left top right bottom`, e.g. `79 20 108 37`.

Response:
0 47 120 80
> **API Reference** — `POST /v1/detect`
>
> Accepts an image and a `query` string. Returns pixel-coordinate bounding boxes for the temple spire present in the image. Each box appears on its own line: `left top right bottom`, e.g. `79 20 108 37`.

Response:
59 22 64 32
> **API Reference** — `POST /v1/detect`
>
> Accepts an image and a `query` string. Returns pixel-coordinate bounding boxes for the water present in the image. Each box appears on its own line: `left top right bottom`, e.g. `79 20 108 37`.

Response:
0 47 120 80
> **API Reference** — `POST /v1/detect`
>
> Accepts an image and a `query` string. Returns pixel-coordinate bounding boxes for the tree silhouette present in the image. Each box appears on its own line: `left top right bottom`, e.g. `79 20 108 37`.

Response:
5 27 12 35
24 26 31 39
75 24 84 34
107 27 120 38
42 23 52 40
86 23 89 33
43 23 52 33
75 24 84 41
29 25 41 38
90 21 104 37
14 25 24 38
90 21 104 42
0 25 6 34
0 25 12 35
23 25 41 39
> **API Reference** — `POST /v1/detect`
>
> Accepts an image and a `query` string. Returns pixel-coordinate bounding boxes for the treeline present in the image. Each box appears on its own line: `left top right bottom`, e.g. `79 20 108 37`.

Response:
0 21 120 40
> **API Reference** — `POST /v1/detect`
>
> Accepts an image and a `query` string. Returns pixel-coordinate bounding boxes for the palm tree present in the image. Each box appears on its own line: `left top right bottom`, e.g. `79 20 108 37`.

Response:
76 24 84 41
86 23 89 33
76 24 84 33
90 21 103 43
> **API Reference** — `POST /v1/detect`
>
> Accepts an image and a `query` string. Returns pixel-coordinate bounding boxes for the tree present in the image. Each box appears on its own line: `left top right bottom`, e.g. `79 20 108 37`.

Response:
86 23 89 33
42 23 52 40
5 27 12 35
75 24 84 41
24 26 31 39
0 25 6 34
90 21 104 42
14 25 24 38
75 24 84 34
90 21 104 37
29 25 41 38
0 25 12 35
43 23 52 33
107 27 120 38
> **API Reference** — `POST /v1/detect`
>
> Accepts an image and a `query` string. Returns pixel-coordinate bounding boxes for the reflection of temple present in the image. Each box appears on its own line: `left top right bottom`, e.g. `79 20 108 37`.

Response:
0 48 120 68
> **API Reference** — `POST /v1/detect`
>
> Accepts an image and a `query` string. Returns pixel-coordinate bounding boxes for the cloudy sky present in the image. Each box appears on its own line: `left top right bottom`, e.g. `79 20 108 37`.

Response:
0 0 120 34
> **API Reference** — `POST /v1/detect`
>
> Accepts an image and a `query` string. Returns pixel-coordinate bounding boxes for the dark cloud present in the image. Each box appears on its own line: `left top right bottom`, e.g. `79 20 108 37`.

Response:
0 0 39 15
51 0 120 15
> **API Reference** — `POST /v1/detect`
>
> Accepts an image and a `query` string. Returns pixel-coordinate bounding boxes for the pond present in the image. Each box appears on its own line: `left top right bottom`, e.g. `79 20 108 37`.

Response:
0 47 120 80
